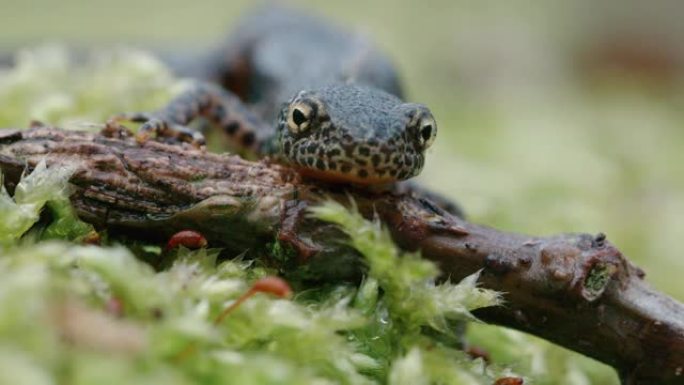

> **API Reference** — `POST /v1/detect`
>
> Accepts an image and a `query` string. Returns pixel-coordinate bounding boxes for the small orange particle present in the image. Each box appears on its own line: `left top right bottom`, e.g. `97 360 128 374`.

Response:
465 345 491 364
166 230 208 251
214 276 293 325
494 377 524 385
82 231 102 246
251 276 293 298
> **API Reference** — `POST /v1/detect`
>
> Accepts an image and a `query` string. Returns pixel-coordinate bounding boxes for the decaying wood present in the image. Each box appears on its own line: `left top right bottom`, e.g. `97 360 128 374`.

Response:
1 126 683 384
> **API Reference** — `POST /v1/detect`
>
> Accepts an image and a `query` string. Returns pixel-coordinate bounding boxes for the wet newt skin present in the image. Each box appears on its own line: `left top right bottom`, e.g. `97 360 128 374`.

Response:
119 5 438 185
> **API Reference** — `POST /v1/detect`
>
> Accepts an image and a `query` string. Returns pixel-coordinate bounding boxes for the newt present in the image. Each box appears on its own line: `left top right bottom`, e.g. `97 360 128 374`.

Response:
114 6 437 185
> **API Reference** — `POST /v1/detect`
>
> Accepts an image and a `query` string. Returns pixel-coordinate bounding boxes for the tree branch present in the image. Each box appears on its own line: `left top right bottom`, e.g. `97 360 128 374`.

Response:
1 126 682 384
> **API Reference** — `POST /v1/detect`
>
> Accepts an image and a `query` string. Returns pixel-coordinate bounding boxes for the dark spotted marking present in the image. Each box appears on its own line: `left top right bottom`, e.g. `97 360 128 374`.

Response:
224 122 240 135
327 148 341 157
242 132 256 147
308 101 319 118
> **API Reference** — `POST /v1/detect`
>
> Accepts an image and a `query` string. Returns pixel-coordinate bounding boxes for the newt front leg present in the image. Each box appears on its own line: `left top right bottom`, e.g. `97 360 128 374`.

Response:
112 83 272 154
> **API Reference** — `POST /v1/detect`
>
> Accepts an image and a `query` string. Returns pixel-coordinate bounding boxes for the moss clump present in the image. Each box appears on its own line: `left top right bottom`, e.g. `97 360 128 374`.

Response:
584 263 616 297
0 160 90 246
0 166 503 384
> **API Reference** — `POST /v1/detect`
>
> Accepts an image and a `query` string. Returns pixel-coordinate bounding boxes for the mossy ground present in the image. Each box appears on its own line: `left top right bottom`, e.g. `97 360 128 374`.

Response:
0 121 503 384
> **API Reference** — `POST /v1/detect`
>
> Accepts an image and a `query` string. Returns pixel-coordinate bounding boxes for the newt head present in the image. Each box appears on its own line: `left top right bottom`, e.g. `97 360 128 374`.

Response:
275 84 437 185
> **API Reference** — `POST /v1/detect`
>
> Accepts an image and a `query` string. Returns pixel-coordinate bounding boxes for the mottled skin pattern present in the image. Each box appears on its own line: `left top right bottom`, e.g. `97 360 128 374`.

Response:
119 6 437 185
276 85 434 183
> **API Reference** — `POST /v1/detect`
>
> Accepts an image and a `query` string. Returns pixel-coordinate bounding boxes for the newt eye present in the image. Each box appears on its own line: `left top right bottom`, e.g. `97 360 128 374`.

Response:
417 115 437 149
287 102 314 134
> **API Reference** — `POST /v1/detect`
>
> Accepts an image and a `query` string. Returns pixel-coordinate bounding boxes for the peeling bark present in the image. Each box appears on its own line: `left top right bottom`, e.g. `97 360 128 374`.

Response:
1 126 683 384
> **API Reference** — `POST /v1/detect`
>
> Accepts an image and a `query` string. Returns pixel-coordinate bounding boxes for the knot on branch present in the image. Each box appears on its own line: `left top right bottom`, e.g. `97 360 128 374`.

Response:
539 233 633 302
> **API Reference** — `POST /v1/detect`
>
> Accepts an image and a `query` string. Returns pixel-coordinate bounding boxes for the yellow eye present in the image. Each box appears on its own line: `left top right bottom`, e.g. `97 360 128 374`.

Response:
287 102 314 134
417 116 437 149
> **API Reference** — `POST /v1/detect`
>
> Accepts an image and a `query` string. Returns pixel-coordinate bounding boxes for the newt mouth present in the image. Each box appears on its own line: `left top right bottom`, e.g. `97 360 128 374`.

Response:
295 166 404 185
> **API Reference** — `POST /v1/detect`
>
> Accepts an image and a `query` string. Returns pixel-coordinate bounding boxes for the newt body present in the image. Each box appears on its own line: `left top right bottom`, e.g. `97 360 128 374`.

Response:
123 6 437 185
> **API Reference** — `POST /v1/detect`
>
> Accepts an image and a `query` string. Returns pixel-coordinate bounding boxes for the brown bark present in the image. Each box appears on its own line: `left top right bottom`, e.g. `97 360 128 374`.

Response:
1 126 683 384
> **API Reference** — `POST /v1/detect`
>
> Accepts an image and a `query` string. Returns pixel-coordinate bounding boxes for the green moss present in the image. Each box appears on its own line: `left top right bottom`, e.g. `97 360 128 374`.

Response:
0 160 80 246
584 263 616 297
310 200 502 335
42 199 96 241
269 239 297 265
0 46 178 128
311 199 505 383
